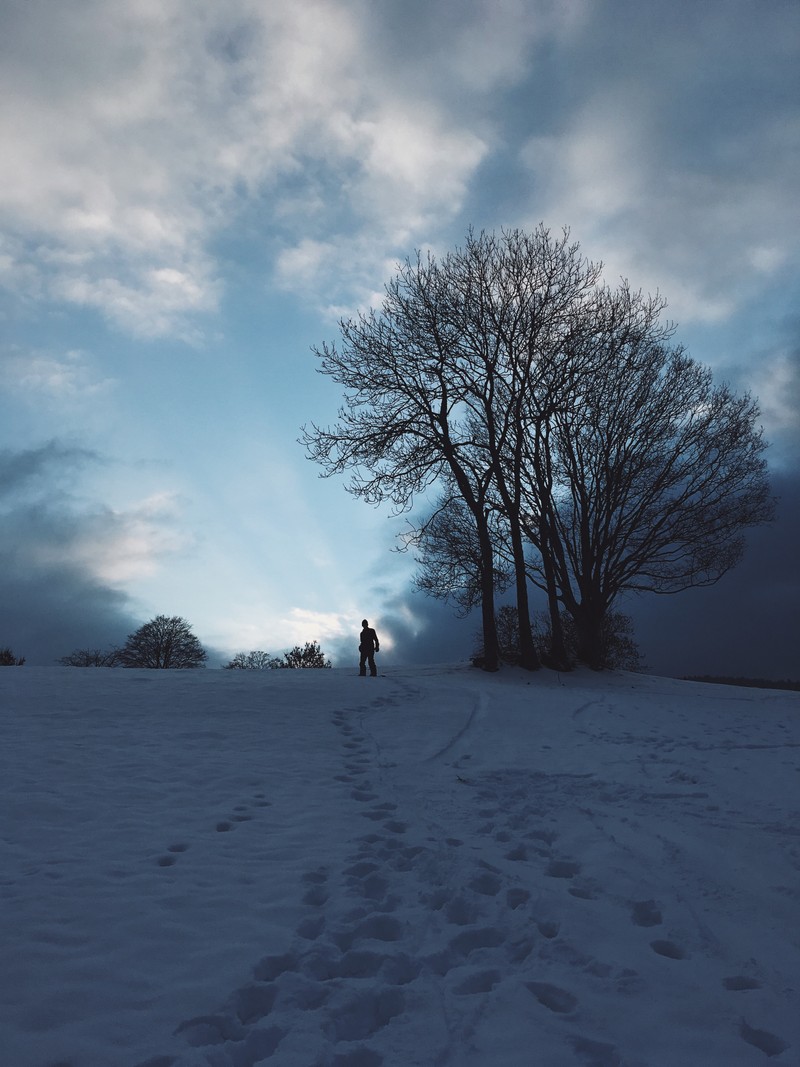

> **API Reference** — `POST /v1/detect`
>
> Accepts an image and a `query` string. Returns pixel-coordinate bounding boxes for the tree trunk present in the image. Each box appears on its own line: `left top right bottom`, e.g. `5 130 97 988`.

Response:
509 521 540 670
542 542 570 670
477 519 500 671
574 603 605 670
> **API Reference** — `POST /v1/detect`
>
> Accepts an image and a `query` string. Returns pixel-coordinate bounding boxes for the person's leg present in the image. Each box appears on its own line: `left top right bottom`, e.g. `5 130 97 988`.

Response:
368 651 377 676
359 649 367 676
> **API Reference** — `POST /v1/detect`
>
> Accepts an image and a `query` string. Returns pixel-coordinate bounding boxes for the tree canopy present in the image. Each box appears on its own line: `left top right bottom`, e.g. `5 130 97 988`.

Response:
303 226 774 670
119 615 207 669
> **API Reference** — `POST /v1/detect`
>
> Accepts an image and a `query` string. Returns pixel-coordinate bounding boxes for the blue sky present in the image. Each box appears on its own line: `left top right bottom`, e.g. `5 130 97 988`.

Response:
1 0 798 676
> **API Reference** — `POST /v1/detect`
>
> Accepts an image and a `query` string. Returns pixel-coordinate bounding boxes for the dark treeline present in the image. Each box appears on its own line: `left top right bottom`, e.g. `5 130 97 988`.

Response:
303 226 774 672
686 676 800 693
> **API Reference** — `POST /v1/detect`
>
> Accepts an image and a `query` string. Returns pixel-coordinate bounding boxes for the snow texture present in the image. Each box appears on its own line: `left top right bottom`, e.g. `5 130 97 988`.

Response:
1 664 798 1066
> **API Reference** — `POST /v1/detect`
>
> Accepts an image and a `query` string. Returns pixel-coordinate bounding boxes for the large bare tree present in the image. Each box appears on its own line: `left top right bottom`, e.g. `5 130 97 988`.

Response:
304 226 774 672
302 248 507 668
523 289 775 667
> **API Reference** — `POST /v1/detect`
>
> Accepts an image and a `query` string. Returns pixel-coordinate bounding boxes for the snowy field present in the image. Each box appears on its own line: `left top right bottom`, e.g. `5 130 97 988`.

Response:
1 664 798 1067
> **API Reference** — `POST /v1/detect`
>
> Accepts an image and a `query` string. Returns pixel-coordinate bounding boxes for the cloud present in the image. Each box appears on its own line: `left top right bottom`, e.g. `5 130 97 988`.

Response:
1 347 115 402
0 440 192 663
0 0 510 337
627 469 800 680
516 3 800 328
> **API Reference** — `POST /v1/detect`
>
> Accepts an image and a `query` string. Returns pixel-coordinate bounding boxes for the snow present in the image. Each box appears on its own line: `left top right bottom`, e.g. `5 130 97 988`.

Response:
1 664 798 1067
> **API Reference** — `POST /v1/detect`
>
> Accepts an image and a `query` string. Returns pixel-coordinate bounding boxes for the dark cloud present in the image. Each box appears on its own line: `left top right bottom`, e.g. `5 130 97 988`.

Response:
627 469 800 681
326 589 478 670
0 441 140 665
356 463 800 683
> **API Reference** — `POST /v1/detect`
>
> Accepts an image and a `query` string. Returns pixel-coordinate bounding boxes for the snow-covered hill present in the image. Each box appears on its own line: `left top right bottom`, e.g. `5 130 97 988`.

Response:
1 665 798 1066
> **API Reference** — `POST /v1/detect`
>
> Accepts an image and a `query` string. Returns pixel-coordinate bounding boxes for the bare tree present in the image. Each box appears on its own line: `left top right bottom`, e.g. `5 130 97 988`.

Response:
0 647 25 665
303 227 604 670
224 650 282 670
59 647 122 667
119 615 207 669
304 225 774 673
407 490 512 618
302 248 505 669
524 297 775 667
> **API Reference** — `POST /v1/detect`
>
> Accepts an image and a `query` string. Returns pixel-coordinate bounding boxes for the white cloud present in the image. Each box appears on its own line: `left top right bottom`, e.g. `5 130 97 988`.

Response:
1 349 115 400
519 84 800 328
0 0 508 336
67 491 194 586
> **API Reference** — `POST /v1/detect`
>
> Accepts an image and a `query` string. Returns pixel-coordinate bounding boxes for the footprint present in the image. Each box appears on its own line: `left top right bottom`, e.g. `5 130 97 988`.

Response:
526 981 578 1014
650 939 687 960
233 983 278 1024
739 1020 789 1057
631 899 662 927
547 859 580 879
216 821 233 833
507 937 534 963
355 914 403 943
445 895 479 926
571 1035 622 1066
449 927 505 957
157 855 177 867
344 861 381 879
506 888 530 910
723 975 762 990
167 843 188 853
537 920 560 939
253 953 297 981
302 886 328 907
174 1013 245 1046
380 953 421 985
469 871 502 897
325 987 405 1042
454 969 501 995
297 916 325 941
384 820 407 834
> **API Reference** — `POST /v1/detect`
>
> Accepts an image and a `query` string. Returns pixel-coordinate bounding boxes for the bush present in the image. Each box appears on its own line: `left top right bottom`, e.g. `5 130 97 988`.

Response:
533 610 643 671
59 648 122 667
279 642 332 669
0 647 25 666
224 651 282 670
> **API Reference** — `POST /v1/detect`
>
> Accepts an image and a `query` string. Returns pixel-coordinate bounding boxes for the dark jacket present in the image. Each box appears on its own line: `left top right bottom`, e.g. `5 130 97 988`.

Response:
359 627 379 652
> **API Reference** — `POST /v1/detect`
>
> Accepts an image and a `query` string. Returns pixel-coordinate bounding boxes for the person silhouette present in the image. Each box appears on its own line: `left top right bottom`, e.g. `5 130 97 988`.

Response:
359 619 380 676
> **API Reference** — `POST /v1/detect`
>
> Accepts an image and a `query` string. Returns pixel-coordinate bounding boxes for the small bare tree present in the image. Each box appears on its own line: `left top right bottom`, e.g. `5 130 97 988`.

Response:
224 650 282 670
59 647 122 667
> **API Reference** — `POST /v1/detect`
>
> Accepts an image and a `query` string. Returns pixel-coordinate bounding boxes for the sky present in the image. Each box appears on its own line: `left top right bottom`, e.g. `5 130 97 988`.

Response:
1 0 798 677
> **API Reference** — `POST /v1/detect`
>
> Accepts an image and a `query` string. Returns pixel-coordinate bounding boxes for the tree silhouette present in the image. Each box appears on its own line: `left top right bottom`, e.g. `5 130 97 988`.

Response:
59 647 122 667
119 615 207 669
224 651 282 670
279 642 331 669
306 225 774 670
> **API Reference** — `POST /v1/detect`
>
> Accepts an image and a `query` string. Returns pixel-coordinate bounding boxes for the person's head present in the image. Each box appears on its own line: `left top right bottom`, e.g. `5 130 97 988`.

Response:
362 619 368 628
